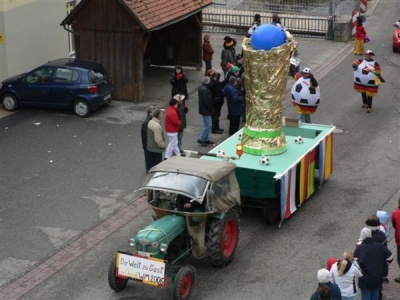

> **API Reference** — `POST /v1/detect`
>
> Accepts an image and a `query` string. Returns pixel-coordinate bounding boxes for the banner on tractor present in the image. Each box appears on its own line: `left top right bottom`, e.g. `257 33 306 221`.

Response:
116 251 167 287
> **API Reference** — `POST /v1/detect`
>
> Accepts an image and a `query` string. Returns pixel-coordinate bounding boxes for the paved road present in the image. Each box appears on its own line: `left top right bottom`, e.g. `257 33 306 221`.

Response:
1 0 400 298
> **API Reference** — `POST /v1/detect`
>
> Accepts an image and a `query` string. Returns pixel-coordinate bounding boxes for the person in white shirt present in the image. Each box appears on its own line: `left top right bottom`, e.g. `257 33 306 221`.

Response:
330 251 363 300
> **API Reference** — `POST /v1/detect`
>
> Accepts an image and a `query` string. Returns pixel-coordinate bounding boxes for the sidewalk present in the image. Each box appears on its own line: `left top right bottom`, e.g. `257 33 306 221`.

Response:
382 238 400 300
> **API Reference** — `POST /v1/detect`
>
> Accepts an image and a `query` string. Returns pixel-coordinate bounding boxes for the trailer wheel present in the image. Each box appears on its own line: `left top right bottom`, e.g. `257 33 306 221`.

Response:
206 209 239 267
173 266 195 300
108 257 128 292
263 200 280 225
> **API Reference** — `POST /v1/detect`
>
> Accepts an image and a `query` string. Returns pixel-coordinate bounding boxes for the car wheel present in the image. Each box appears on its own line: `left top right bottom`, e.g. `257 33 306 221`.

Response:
173 266 195 300
73 99 91 118
2 93 19 111
107 257 128 292
206 209 239 267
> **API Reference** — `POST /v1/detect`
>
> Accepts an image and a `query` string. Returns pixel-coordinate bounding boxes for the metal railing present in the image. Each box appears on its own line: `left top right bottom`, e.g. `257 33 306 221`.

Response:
203 13 329 38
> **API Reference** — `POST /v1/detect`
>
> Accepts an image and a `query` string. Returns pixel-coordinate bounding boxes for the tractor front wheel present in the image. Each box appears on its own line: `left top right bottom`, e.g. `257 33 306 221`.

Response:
173 266 196 300
206 209 239 267
107 257 128 292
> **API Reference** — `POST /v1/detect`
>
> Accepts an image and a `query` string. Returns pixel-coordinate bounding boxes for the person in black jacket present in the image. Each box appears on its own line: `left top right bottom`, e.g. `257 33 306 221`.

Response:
170 65 189 102
354 227 393 300
197 77 215 146
208 71 224 134
141 106 154 173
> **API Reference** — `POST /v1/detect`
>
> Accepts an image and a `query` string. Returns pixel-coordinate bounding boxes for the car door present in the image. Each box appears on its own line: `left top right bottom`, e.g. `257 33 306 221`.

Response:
17 67 55 106
47 67 81 108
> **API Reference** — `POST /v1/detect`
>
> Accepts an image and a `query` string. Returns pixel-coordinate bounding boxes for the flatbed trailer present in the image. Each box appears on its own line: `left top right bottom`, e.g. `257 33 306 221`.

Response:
202 122 335 225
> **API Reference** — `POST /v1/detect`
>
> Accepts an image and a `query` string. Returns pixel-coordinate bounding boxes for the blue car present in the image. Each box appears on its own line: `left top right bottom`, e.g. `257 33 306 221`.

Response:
0 58 114 117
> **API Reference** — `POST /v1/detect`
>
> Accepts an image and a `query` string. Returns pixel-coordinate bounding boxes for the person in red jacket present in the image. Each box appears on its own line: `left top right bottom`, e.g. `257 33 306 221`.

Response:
164 98 182 159
392 198 400 283
354 16 367 55
202 34 214 75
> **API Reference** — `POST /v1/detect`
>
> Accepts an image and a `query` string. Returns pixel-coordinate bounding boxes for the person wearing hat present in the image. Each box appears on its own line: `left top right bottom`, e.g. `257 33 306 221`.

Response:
202 34 214 76
174 94 188 153
352 50 384 113
220 36 237 78
310 268 342 300
354 16 367 55
291 67 319 124
354 227 393 300
391 198 400 283
224 76 244 136
365 215 387 247
222 65 241 88
170 65 189 103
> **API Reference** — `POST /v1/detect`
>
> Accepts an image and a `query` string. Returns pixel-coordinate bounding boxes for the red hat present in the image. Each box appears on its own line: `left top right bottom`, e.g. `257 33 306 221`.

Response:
326 257 337 271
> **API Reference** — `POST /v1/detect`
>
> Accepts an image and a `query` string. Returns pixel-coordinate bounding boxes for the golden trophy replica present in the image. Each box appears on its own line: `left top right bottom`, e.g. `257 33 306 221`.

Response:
242 25 295 155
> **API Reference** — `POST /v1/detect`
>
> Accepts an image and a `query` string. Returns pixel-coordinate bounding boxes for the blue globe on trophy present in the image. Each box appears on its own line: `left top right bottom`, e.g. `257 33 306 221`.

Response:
251 24 286 51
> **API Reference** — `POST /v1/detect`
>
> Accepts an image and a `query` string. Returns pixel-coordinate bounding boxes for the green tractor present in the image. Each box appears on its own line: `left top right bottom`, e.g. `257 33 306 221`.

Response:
108 156 241 300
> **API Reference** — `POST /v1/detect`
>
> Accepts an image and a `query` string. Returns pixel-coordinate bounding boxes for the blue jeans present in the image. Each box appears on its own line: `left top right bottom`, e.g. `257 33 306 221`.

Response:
204 60 212 71
299 113 311 123
199 115 211 142
342 296 356 300
360 288 380 300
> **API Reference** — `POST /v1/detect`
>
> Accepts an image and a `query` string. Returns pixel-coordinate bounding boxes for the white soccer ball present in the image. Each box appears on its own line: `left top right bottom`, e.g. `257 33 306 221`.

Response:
259 155 270 165
294 136 303 144
217 150 226 156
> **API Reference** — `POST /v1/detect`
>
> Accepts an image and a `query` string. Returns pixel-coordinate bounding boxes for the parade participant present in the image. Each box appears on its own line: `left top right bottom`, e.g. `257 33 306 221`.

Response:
174 94 188 153
352 50 384 113
170 65 189 102
291 67 320 123
197 77 215 146
164 98 182 159
147 109 165 168
354 16 367 55
208 71 224 134
224 76 245 136
247 13 261 37
220 36 237 78
392 198 400 283
202 34 214 75
141 105 154 173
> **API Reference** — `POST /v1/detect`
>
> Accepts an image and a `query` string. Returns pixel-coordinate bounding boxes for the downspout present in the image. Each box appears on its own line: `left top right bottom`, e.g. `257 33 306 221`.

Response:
62 24 80 58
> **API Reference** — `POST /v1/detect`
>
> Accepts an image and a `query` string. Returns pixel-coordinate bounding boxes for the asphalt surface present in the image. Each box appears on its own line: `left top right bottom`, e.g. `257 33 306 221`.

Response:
1 0 400 298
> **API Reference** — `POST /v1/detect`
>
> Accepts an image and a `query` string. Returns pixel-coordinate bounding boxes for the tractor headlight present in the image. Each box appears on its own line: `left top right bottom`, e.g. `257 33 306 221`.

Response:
160 243 168 253
128 238 135 247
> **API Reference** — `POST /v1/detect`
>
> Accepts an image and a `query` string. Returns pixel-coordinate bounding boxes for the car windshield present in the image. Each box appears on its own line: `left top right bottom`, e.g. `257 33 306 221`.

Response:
89 66 109 84
141 172 208 199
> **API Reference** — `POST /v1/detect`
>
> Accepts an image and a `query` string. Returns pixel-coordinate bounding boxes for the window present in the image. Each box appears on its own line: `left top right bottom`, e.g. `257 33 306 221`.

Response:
25 67 53 83
54 68 79 83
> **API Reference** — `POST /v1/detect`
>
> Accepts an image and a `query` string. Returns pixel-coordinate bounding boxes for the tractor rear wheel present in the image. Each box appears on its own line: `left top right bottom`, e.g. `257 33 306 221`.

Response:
107 257 128 292
206 209 239 267
173 266 195 300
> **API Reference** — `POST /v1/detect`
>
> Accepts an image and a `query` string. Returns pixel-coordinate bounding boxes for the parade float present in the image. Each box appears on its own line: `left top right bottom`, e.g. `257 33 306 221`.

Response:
203 24 334 225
